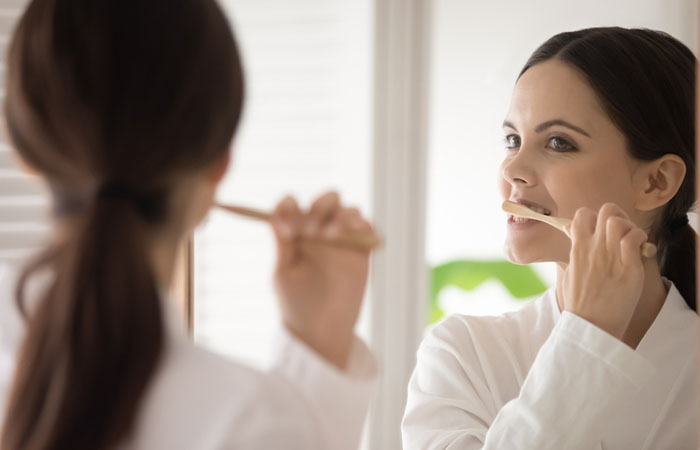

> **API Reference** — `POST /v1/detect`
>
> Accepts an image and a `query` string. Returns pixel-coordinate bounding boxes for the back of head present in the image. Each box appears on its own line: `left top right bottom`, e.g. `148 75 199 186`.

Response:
520 27 697 311
1 0 244 448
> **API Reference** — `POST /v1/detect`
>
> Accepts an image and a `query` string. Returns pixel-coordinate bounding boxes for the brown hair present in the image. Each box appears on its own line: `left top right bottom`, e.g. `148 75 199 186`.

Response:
1 0 244 448
520 27 697 310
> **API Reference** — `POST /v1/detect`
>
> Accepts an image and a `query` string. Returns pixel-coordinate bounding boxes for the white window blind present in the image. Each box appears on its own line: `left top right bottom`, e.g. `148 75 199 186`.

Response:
0 1 50 265
192 0 374 368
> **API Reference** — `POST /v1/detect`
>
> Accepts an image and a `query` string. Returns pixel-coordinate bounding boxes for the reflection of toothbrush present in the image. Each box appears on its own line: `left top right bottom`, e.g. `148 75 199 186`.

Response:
214 202 383 251
501 200 657 258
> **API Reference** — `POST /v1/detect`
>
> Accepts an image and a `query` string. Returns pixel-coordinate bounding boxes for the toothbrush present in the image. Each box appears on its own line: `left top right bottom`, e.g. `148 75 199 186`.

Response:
502 200 657 258
214 202 383 251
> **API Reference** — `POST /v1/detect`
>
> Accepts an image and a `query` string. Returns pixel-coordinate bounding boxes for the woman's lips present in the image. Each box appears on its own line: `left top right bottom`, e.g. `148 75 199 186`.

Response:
505 199 554 231
507 214 542 229
508 198 552 216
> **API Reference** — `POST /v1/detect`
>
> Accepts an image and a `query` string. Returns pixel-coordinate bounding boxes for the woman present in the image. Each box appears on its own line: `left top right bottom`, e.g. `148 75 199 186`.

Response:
402 27 697 449
0 0 377 449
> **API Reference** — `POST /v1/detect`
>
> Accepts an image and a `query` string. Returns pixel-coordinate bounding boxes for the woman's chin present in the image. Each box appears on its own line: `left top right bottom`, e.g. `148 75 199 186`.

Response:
503 249 534 265
504 232 571 265
503 243 565 265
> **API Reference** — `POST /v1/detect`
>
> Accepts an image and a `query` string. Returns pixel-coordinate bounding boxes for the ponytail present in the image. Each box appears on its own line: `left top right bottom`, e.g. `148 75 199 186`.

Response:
657 217 696 311
2 193 165 449
1 0 244 445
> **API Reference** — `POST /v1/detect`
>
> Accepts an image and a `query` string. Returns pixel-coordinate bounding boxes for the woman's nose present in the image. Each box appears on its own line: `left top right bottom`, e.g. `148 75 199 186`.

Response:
501 147 537 186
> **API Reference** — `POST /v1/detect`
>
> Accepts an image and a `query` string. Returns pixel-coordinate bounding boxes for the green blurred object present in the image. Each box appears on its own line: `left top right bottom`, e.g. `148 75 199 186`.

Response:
429 260 548 323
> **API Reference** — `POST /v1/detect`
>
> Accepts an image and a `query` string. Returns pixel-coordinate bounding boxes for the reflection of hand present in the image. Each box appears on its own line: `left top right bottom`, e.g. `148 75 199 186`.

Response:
270 192 373 370
561 203 648 341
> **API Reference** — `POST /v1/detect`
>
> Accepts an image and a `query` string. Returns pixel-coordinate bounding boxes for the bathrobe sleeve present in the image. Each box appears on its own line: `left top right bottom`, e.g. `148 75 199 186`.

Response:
402 312 655 450
220 327 378 450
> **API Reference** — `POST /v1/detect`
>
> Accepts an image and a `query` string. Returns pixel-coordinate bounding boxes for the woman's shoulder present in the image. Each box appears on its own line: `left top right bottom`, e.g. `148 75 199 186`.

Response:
420 288 558 362
131 335 314 449
408 289 560 410
152 334 308 411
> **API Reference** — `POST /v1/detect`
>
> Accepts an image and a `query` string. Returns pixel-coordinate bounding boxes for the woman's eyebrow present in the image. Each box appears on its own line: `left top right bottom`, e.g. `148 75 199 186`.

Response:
502 120 517 131
535 119 591 137
502 119 591 137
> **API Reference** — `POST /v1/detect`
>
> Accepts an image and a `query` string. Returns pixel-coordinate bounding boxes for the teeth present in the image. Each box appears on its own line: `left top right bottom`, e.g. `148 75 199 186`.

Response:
528 206 551 216
512 216 530 223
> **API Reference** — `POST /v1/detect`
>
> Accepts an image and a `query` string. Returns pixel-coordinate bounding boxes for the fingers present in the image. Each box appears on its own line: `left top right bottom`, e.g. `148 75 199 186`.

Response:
305 191 341 238
272 195 302 240
605 216 633 261
272 196 302 267
620 228 649 267
323 207 373 241
595 202 629 229
569 207 596 251
570 202 647 266
274 191 370 241
596 203 629 261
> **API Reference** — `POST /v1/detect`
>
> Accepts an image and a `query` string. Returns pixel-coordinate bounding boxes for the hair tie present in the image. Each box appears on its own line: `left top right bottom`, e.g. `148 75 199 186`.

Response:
97 181 135 201
669 214 690 231
95 181 166 223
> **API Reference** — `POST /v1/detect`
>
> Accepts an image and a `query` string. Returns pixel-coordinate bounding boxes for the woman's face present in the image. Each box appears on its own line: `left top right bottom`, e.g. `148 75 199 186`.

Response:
498 59 643 265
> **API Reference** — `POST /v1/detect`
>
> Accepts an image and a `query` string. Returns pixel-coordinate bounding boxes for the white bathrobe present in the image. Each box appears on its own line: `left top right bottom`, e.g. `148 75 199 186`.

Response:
0 263 377 449
402 279 698 450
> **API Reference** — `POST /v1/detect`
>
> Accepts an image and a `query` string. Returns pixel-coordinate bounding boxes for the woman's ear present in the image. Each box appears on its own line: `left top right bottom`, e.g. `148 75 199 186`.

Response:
633 153 686 211
206 149 231 187
12 152 39 176
0 117 37 176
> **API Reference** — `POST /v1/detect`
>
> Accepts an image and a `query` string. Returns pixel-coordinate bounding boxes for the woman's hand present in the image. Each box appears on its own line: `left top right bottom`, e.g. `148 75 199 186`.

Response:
560 202 648 341
270 192 374 370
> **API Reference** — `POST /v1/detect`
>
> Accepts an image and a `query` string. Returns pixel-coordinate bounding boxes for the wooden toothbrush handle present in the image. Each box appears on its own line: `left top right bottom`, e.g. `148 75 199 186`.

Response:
641 242 657 259
554 218 656 259
313 233 384 251
215 202 383 251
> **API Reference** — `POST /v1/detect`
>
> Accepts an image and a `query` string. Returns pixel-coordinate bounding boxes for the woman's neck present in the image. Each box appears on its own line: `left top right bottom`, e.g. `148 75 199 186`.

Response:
554 258 668 349
151 234 181 291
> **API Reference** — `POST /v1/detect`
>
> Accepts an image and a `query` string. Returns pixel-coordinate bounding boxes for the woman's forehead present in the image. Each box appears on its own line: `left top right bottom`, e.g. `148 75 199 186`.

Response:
505 59 609 135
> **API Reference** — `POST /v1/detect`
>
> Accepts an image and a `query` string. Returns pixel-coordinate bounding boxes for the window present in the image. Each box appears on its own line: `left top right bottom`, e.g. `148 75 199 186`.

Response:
0 1 47 266
192 0 374 368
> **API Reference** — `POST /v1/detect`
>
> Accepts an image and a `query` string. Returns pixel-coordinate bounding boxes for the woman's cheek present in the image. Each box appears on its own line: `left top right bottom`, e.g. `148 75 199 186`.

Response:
548 170 602 219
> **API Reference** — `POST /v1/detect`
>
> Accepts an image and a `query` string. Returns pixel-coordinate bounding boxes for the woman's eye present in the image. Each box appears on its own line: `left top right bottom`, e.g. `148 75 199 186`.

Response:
548 136 576 152
504 135 521 149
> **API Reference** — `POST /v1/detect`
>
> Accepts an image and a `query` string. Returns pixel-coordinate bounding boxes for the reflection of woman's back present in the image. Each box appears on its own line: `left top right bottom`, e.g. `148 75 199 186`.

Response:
0 0 377 449
403 27 698 449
